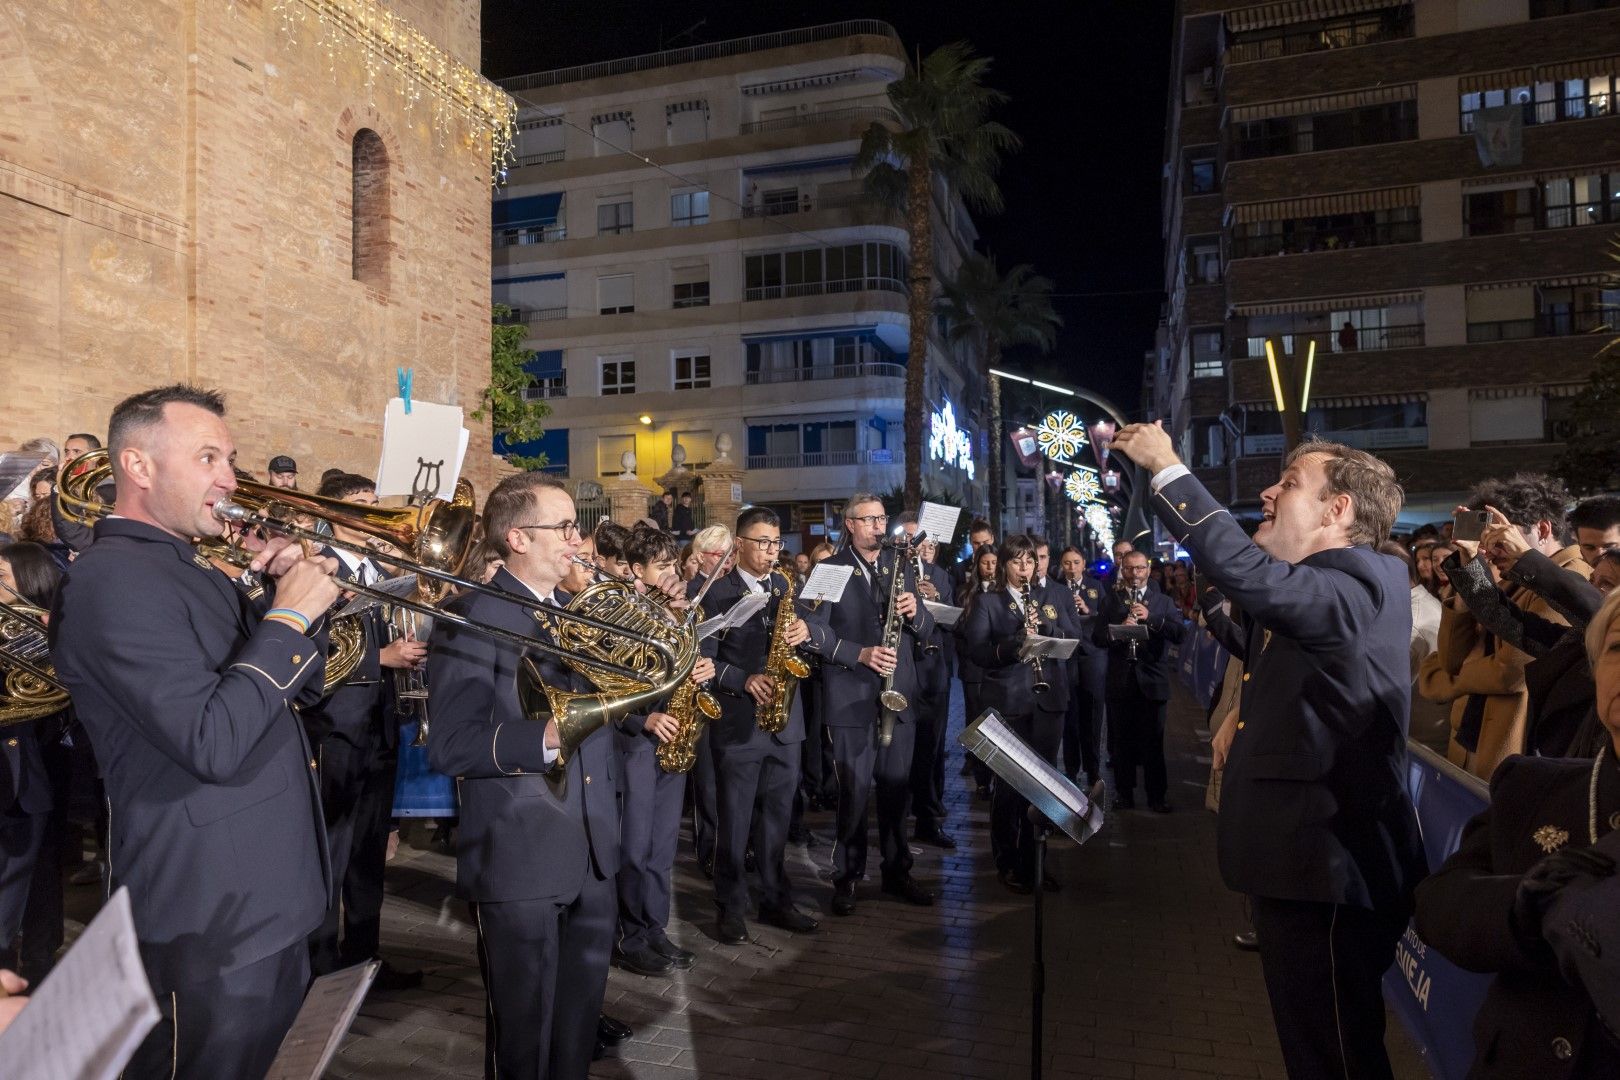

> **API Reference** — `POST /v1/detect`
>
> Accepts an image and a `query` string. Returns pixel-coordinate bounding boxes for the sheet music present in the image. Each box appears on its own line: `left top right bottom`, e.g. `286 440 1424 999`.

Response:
0 887 160 1080
917 502 962 546
0 452 49 503
334 572 419 618
923 600 964 628
697 591 769 640
376 397 466 501
1019 634 1079 661
959 710 1105 845
800 562 854 604
263 961 379 1080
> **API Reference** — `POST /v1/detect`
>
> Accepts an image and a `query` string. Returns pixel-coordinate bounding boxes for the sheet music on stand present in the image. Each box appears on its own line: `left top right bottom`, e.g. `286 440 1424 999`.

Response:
1019 634 1078 661
697 591 769 640
263 960 380 1080
334 572 419 618
923 600 964 628
0 886 160 1080
958 709 1105 844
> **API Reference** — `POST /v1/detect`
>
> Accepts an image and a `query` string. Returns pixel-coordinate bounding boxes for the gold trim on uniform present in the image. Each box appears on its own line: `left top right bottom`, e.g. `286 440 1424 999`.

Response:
1533 825 1570 854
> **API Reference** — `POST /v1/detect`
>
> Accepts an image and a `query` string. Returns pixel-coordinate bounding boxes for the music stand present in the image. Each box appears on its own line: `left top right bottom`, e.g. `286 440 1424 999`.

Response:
959 709 1106 1080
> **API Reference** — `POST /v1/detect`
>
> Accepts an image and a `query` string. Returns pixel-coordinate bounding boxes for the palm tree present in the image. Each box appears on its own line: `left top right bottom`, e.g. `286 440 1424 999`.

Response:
936 255 1062 532
854 41 1020 507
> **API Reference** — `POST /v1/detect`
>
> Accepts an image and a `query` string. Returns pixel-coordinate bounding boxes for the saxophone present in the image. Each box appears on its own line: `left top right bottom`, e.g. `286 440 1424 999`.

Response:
654 599 720 774
757 569 812 735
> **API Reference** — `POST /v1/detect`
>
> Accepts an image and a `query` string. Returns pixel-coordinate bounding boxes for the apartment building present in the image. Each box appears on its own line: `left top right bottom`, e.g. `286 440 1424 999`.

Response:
491 20 986 542
1157 0 1620 518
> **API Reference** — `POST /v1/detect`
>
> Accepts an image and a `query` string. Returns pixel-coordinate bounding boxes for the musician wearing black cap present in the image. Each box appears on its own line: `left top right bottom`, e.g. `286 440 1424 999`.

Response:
267 453 298 489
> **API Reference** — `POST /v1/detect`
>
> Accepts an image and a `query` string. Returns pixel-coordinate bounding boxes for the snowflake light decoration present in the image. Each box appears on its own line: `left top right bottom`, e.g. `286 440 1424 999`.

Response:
1063 467 1102 505
1035 410 1088 464
1084 503 1115 551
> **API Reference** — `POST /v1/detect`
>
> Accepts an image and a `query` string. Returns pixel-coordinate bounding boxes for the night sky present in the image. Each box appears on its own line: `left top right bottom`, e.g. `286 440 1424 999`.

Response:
481 1 1174 416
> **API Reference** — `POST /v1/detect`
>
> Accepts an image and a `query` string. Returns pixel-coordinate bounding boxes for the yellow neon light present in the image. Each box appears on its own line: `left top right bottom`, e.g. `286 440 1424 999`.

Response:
1299 339 1316 412
1264 338 1287 413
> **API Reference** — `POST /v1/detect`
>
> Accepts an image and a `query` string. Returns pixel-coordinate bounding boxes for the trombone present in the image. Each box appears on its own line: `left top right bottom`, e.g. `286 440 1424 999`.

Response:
56 450 664 685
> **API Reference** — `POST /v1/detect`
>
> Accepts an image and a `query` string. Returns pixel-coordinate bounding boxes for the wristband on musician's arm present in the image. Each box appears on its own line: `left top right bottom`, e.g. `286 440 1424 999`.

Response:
263 608 311 635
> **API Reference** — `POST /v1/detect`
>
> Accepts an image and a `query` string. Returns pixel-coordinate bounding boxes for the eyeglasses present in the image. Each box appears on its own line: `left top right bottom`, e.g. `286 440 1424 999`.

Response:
737 534 785 552
516 521 581 540
847 514 888 528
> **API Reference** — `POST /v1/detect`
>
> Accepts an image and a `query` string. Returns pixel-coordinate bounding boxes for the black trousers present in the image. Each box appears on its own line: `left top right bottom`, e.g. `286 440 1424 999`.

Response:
990 708 1063 879
0 812 44 959
908 681 950 833
689 727 719 868
616 749 684 952
1062 656 1107 783
474 871 616 1080
830 720 914 886
310 731 396 974
1250 896 1405 1080
125 940 310 1080
798 677 836 805
1109 681 1168 803
715 740 799 915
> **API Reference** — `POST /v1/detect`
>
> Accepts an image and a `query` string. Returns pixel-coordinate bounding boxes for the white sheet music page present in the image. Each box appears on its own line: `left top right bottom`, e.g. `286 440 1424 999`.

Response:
263 960 380 1080
923 600 964 627
0 886 159 1080
697 590 769 640
800 562 854 604
916 502 962 546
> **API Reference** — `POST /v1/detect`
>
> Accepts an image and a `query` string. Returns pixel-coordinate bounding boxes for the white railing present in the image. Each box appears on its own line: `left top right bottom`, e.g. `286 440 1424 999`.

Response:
745 449 869 469
744 361 904 385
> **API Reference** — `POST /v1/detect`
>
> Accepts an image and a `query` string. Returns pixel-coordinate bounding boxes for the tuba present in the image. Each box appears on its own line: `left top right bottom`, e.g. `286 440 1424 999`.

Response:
0 598 70 727
756 567 811 735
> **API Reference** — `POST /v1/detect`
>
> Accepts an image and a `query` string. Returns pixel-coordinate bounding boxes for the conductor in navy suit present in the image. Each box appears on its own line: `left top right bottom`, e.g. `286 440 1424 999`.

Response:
51 385 342 1080
426 472 621 1080
1112 424 1425 1080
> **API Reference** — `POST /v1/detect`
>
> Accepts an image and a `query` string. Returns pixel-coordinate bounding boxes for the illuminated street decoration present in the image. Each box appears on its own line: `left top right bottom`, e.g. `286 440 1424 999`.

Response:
1063 466 1101 505
928 398 975 478
1035 409 1088 464
1084 503 1115 551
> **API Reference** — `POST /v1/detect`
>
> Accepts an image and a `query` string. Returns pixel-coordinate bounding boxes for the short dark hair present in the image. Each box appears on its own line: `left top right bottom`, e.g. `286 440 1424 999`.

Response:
65 433 102 450
995 534 1037 588
967 517 993 537
107 385 225 455
483 472 566 558
319 467 345 485
1571 495 1620 535
891 511 919 527
1470 472 1570 536
678 492 693 502
0 541 64 607
1030 534 1050 552
736 506 780 534
316 472 376 501
594 521 631 559
1118 548 1150 566
626 524 678 567
1286 438 1403 547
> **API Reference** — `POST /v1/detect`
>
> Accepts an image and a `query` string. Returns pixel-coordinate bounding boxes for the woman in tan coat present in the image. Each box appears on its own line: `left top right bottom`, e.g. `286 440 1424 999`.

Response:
1417 592 1529 781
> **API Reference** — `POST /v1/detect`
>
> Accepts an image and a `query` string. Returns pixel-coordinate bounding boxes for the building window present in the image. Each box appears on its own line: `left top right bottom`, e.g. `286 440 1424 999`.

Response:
598 433 635 476
761 187 802 216
744 242 907 301
591 111 634 155
673 429 714 466
672 280 710 308
1187 239 1222 284
1466 171 1620 234
1466 283 1620 342
515 117 565 165
351 128 389 291
666 100 709 144
1245 300 1425 356
600 357 636 395
671 190 709 227
1230 206 1419 258
1188 156 1218 195
1532 0 1620 13
492 273 567 323
745 420 859 467
1470 394 1545 445
673 352 711 390
597 198 633 236
1191 329 1225 378
1227 5 1414 63
597 274 634 315
1460 75 1617 133
1233 98 1416 160
1464 185 1539 235
1543 173 1618 228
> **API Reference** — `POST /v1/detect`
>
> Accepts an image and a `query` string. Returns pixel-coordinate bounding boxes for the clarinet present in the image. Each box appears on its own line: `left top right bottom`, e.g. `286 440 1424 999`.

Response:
1021 582 1050 694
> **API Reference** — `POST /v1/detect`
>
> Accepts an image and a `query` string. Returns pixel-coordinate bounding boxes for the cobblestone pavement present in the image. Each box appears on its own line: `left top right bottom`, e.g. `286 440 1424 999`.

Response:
302 684 1432 1079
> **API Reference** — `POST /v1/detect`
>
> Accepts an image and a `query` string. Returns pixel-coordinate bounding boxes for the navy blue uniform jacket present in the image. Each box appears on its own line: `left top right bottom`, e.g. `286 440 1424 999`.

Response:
426 568 619 905
812 547 934 729
963 583 1076 716
1152 473 1425 913
51 519 332 988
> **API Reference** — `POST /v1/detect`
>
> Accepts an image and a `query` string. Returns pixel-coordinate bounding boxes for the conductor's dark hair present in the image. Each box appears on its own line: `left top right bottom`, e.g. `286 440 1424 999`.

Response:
107 385 226 454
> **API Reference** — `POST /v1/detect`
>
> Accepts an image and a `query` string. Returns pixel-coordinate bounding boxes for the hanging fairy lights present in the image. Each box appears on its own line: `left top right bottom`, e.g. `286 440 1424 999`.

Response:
261 0 516 185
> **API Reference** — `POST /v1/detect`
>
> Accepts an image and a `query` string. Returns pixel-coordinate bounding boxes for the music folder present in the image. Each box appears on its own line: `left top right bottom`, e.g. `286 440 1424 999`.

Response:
263 960 380 1080
958 709 1105 845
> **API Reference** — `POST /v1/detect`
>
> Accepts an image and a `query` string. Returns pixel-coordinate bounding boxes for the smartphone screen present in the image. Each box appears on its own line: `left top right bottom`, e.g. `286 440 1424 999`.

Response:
1452 510 1489 542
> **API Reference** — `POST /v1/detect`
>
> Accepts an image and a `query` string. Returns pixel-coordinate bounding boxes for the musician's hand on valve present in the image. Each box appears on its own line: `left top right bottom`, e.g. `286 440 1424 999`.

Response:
691 657 715 685
644 711 681 744
860 645 899 676
380 638 428 669
783 617 810 648
270 553 342 626
744 674 776 705
895 591 918 619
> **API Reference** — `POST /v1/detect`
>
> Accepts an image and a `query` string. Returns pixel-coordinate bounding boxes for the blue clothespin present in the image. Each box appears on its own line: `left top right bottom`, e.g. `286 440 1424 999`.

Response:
397 367 413 414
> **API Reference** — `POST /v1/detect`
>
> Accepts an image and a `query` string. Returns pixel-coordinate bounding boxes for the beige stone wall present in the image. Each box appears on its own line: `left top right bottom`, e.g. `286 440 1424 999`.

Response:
0 0 499 492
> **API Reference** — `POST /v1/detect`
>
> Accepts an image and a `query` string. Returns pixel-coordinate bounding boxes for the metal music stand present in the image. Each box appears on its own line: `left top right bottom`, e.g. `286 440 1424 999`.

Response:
959 709 1106 1080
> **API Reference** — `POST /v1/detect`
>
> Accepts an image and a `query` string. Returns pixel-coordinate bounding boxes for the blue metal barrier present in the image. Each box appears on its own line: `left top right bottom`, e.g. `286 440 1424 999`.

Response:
392 722 457 818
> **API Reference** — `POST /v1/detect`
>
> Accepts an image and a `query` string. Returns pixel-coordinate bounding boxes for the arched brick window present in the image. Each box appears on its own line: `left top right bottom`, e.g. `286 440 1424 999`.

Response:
351 128 389 291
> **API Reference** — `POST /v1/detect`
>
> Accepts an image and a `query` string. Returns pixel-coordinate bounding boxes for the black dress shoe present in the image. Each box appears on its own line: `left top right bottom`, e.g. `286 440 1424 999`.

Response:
597 1014 633 1045
998 869 1033 895
1232 930 1259 952
1112 794 1135 811
716 912 748 945
370 960 424 992
881 875 935 906
1148 800 1172 814
831 881 856 916
651 935 696 970
758 904 819 933
914 828 957 850
614 944 675 976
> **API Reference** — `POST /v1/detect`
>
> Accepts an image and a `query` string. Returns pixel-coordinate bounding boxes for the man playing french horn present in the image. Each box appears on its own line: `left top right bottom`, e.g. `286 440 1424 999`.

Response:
700 506 833 944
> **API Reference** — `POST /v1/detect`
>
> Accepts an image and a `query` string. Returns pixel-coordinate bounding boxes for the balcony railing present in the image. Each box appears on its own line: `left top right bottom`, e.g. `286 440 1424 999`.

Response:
1467 308 1620 343
746 449 872 469
1242 427 1429 456
498 20 901 92
745 361 905 385
513 149 565 167
494 224 567 248
1229 219 1420 258
1226 7 1415 64
740 192 888 219
495 306 568 325
745 275 906 302
520 381 567 401
739 104 900 135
